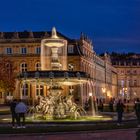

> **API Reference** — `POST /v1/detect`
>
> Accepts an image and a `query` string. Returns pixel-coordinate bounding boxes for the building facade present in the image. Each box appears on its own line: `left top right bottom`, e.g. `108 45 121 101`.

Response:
0 30 117 104
111 53 140 100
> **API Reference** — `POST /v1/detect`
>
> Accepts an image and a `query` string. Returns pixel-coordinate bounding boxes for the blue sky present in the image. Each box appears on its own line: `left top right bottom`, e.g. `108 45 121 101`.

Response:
0 0 140 54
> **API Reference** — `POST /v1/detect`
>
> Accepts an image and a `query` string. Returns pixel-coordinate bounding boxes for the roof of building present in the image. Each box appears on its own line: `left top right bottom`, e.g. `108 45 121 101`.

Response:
0 30 73 41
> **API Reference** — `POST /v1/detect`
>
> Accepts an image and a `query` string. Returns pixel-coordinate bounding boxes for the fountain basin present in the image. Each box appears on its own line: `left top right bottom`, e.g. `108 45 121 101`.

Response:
44 39 65 47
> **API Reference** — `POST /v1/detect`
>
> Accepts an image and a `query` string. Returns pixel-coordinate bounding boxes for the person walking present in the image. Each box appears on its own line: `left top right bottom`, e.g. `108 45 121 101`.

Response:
15 99 28 128
109 99 114 112
134 98 140 127
116 99 125 125
10 99 18 128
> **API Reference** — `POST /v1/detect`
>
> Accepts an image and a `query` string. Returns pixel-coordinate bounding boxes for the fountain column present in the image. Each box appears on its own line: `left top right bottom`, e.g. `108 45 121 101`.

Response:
41 27 67 71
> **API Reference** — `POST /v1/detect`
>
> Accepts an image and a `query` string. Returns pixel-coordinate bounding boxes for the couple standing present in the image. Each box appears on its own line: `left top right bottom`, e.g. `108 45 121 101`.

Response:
10 99 28 128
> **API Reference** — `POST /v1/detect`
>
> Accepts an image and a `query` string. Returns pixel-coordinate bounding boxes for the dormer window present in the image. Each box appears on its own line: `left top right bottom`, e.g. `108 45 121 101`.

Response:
68 45 74 53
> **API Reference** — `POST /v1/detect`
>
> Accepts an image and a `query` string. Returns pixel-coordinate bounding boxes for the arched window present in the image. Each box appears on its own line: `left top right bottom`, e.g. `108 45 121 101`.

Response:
35 62 41 71
22 83 28 97
36 85 43 97
20 62 27 72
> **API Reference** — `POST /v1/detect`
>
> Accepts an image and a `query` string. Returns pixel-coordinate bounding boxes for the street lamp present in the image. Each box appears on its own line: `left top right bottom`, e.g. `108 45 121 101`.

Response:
89 92 95 116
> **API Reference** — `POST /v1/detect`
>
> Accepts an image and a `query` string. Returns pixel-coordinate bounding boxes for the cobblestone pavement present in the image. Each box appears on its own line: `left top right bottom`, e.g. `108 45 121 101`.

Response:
0 128 138 140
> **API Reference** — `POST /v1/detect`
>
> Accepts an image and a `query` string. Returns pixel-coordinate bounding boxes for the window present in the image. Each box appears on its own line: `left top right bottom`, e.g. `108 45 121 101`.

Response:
21 47 27 54
121 80 124 87
35 62 41 71
68 45 74 53
127 70 130 74
22 83 28 97
20 62 27 72
133 61 137 66
120 61 124 66
134 80 137 86
35 47 41 54
133 70 137 74
6 48 12 54
121 70 124 74
126 80 129 86
36 85 43 96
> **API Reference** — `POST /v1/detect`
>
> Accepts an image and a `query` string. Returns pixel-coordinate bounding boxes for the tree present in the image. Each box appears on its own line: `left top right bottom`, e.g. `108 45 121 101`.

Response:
0 57 16 94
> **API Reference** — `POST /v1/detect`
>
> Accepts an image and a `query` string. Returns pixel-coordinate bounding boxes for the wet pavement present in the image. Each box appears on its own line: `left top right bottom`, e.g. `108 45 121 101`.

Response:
0 128 138 140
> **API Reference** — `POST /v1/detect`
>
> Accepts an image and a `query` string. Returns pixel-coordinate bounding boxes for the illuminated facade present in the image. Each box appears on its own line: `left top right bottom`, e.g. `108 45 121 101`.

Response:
111 54 140 100
0 30 117 104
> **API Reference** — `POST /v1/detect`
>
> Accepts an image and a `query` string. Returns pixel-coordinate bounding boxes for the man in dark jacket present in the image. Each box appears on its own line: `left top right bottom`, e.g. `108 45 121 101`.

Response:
116 99 125 125
10 99 18 128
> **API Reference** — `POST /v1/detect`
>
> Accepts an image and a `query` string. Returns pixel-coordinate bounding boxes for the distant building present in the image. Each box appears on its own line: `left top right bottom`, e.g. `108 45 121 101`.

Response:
111 53 140 100
0 30 117 104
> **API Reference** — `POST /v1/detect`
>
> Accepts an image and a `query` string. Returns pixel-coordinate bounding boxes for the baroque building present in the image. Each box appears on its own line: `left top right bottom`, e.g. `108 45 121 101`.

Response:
0 29 117 104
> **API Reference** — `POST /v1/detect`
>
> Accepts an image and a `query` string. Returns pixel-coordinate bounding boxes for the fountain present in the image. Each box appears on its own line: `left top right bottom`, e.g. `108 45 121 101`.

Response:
19 27 95 120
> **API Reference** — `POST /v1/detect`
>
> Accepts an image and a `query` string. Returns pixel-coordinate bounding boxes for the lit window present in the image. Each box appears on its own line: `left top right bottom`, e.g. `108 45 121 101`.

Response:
21 47 27 54
68 45 74 53
20 62 27 72
22 83 28 96
6 48 12 54
36 85 43 96
121 80 124 87
35 62 41 71
127 80 130 86
35 47 41 54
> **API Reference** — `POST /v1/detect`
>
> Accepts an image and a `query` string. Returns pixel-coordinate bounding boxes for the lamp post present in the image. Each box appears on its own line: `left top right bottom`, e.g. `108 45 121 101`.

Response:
89 92 95 116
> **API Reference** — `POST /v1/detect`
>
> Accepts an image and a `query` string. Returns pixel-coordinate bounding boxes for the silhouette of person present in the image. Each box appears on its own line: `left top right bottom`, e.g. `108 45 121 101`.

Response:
15 99 28 128
116 99 125 125
10 99 18 128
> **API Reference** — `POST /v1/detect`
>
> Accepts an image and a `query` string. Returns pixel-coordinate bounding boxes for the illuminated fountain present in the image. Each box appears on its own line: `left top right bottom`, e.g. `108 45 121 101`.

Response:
19 27 89 120
17 27 112 122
